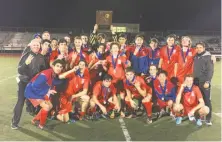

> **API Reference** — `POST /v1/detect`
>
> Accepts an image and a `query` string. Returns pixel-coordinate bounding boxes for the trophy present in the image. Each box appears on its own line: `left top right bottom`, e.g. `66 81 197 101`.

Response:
96 10 113 31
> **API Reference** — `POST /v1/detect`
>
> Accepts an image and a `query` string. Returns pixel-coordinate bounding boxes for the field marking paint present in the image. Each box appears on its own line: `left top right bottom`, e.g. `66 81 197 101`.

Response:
119 118 132 142
0 75 17 83
213 112 222 118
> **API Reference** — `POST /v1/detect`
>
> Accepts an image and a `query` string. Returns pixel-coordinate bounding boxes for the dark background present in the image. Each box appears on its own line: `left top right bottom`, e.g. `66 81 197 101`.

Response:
0 0 220 31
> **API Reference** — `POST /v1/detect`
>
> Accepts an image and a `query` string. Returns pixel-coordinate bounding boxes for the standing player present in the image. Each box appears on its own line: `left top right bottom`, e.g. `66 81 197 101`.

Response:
69 36 89 69
42 31 51 41
153 70 176 118
124 67 153 123
158 34 180 80
126 34 149 75
148 38 161 67
89 74 120 118
105 42 130 117
173 75 209 126
25 59 64 129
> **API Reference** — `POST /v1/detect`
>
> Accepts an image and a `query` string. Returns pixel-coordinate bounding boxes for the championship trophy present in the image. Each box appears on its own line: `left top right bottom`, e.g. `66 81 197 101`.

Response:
96 10 113 32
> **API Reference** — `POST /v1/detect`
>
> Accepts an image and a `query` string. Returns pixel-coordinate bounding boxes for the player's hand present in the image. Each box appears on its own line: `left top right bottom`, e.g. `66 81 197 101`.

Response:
100 105 107 114
48 90 57 95
114 104 121 112
188 109 195 116
72 52 78 61
110 25 115 33
204 82 210 89
57 54 65 60
181 83 187 88
133 47 140 55
25 55 34 65
72 66 79 72
94 24 98 32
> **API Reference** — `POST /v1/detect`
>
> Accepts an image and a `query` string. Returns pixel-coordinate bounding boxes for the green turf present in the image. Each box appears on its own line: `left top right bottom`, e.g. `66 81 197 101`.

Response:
0 55 221 141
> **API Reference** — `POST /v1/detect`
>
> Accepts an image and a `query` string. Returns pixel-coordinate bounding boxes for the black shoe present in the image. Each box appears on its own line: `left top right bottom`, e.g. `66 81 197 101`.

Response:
11 123 19 130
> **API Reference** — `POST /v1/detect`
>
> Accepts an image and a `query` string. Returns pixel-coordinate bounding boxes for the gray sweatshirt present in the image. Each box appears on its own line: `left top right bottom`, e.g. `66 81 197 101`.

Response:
193 51 214 84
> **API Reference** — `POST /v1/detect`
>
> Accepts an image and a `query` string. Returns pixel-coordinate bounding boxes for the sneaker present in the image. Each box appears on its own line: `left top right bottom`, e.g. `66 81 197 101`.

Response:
205 120 213 126
176 117 182 125
11 124 19 130
196 119 202 126
146 117 152 124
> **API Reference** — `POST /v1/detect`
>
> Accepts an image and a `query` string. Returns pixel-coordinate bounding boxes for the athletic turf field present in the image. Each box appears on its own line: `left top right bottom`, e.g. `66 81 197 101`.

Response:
0 54 221 141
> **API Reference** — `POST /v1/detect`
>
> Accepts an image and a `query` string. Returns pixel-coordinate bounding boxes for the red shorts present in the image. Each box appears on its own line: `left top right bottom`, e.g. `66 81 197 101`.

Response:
59 95 72 114
29 98 44 107
157 99 172 109
98 99 115 112
183 105 195 116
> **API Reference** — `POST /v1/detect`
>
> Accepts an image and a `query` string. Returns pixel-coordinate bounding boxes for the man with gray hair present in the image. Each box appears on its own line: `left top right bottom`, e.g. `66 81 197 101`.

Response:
11 39 47 129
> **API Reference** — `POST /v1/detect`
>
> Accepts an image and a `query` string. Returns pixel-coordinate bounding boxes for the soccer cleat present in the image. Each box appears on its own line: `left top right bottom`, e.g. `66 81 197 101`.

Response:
196 119 203 126
146 117 152 124
205 120 213 126
157 109 165 119
176 117 182 125
11 124 19 130
31 120 39 126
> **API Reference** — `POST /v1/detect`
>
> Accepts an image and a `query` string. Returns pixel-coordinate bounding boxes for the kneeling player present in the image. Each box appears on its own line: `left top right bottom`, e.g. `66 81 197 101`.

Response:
58 60 90 121
173 74 209 126
154 70 176 118
25 59 64 129
124 67 153 124
89 74 120 119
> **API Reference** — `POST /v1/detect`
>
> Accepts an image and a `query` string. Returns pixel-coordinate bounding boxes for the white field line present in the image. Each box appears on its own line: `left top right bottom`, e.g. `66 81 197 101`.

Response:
0 75 17 83
119 118 132 142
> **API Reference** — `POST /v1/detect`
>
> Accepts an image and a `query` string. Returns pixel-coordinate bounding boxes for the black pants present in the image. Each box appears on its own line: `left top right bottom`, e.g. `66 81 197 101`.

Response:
12 81 28 126
199 85 212 121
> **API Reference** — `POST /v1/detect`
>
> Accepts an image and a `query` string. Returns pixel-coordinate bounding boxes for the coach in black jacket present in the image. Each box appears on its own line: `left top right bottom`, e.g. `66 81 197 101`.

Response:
11 39 47 129
193 42 214 126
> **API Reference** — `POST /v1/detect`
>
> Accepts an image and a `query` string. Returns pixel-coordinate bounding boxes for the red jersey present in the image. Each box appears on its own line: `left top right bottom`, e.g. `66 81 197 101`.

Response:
160 45 180 79
177 47 196 84
124 76 152 99
93 81 116 101
182 85 203 107
89 53 105 80
106 54 128 83
68 50 89 66
64 69 90 96
50 50 59 62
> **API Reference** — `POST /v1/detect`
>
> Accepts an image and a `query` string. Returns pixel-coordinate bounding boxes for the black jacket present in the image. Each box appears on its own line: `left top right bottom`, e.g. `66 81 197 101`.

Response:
18 51 47 83
193 51 214 84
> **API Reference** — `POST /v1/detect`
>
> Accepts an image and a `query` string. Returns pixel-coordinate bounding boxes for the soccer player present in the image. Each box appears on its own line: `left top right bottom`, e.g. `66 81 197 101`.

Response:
173 74 209 126
40 39 51 69
69 36 89 69
42 31 51 40
118 33 129 56
50 38 58 51
59 60 90 120
193 42 214 126
81 34 93 54
50 39 68 67
64 35 73 53
89 74 120 118
25 59 65 129
124 67 153 123
153 70 176 118
158 34 180 80
126 34 149 75
105 42 130 116
88 43 107 87
176 36 196 85
147 38 161 66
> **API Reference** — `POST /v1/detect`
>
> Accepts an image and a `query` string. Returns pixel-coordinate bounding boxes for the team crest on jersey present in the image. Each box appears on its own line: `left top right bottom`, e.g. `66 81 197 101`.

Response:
173 50 176 54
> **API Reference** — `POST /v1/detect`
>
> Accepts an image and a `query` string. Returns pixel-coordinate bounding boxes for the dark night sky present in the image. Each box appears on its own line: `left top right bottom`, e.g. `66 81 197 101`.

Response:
0 0 220 31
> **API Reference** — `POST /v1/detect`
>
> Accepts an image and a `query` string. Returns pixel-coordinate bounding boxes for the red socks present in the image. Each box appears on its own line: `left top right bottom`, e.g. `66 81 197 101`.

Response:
40 109 49 126
142 102 152 117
